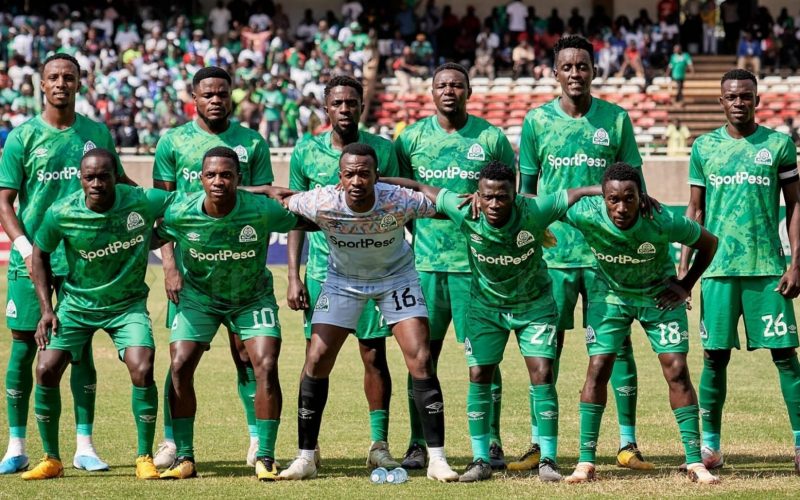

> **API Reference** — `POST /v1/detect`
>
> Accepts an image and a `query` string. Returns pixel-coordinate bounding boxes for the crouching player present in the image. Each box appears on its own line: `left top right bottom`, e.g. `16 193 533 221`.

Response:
24 148 171 480
155 146 313 481
562 163 720 484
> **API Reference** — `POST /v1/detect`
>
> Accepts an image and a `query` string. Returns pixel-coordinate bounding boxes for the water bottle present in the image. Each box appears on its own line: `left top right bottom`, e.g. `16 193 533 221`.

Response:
370 467 388 484
386 467 408 484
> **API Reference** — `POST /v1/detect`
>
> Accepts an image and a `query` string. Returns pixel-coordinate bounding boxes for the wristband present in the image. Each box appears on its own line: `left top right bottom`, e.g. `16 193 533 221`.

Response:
13 236 33 259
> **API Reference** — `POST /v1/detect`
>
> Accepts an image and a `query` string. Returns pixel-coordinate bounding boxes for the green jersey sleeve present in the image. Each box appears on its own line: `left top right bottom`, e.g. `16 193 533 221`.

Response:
34 208 61 253
395 133 413 179
434 189 467 226
288 147 308 191
263 197 298 232
667 213 702 247
688 140 706 186
380 145 400 177
250 138 274 185
0 129 24 189
518 113 538 176
618 114 643 168
144 188 175 219
152 133 176 182
524 190 569 227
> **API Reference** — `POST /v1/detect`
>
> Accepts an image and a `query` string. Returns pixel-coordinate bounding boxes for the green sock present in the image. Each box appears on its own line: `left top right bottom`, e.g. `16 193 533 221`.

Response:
673 404 702 464
578 402 605 463
533 384 558 462
256 419 279 459
70 347 96 435
699 355 728 449
407 374 425 446
6 339 36 436
774 356 800 441
172 417 195 459
489 368 502 446
369 409 389 442
611 343 637 448
132 384 158 456
163 371 173 441
529 384 539 444
237 365 257 438
467 382 491 462
34 385 61 459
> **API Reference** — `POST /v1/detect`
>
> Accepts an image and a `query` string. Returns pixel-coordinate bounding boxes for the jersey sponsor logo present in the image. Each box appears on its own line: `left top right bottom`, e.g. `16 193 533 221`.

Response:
37 167 80 181
539 410 558 419
80 234 145 262
616 385 637 396
754 148 773 166
707 172 770 187
234 145 249 163
416 165 479 181
33 147 48 158
546 153 607 169
379 214 398 231
470 234 483 243
314 294 330 312
188 247 256 262
591 247 654 265
5 299 17 319
582 440 597 449
585 325 596 344
181 167 201 182
466 143 486 161
329 235 396 249
516 230 534 247
592 128 610 146
471 245 536 266
467 411 485 420
425 402 444 413
187 232 201 242
6 388 23 399
127 212 145 231
83 141 97 154
464 337 473 355
239 225 258 242
637 242 656 255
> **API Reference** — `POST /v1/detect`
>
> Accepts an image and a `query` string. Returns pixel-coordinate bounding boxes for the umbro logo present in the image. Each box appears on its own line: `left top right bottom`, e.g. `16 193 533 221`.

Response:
139 414 157 423
187 232 201 242
84 384 97 393
466 144 486 161
234 145 249 163
34 147 48 158
467 411 485 420
470 234 483 243
754 148 773 166
491 393 502 403
127 212 145 231
582 440 597 449
6 300 17 319
6 389 22 399
83 141 97 154
239 225 257 243
616 385 637 396
592 128 610 146
539 410 559 419
637 242 656 255
699 408 711 417
298 408 315 419
425 402 444 413
35 413 50 423
516 230 534 247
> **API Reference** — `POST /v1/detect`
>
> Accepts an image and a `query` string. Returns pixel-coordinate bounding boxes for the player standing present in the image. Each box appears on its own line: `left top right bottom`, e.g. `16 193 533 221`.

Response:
151 66 274 468
278 143 459 482
562 163 719 485
680 69 800 473
0 54 131 474
512 35 651 471
22 149 169 480
287 75 399 469
395 62 515 470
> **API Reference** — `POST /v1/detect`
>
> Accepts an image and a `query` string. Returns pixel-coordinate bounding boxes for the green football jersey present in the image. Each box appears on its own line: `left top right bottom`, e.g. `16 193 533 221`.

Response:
34 185 171 312
153 120 274 191
288 130 399 281
396 114 516 273
0 114 122 276
565 196 702 306
436 188 568 309
157 190 297 308
519 97 643 269
689 125 798 277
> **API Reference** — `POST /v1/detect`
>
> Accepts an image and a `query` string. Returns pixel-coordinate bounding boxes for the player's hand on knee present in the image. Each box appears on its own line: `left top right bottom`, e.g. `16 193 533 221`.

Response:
287 277 309 310
776 266 800 298
165 267 183 304
35 312 57 350
655 277 690 310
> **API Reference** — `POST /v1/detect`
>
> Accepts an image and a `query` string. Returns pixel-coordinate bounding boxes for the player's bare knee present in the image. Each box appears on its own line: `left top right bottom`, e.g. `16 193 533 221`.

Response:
253 354 279 379
469 365 495 384
527 363 552 385
587 355 614 384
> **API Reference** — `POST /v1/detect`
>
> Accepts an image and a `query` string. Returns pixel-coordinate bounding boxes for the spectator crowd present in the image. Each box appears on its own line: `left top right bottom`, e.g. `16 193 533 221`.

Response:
1 0 800 151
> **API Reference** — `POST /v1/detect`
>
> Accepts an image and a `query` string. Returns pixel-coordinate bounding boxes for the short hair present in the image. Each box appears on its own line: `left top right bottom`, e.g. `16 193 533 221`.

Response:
721 68 757 88
478 161 516 185
203 146 240 172
192 66 232 87
602 162 642 193
433 62 470 88
340 142 378 170
43 53 80 74
553 35 595 65
323 75 363 103
81 147 117 170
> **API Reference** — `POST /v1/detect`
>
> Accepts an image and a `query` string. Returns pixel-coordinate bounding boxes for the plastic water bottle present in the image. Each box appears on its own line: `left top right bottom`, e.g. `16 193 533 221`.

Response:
386 467 408 484
370 467 388 484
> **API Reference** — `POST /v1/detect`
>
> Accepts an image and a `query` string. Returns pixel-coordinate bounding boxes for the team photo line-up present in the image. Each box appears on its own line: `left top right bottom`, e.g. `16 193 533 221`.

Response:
0 34 799 485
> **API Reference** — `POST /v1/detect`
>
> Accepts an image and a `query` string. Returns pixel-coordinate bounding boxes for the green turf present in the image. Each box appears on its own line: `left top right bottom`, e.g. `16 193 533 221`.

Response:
1 266 799 498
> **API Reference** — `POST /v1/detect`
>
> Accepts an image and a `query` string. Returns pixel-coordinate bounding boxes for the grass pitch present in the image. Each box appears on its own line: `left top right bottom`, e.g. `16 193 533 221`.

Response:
1 266 799 498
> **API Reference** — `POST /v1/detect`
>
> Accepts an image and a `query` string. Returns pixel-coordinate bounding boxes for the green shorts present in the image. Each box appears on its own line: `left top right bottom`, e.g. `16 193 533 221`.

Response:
304 276 390 341
170 292 282 345
700 276 799 351
419 271 470 343
585 301 689 356
48 302 155 363
464 302 559 367
549 267 598 331
6 272 45 331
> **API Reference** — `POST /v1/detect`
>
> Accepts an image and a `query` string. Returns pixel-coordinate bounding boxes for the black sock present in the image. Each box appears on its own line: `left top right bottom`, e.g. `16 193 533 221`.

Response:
298 375 329 450
412 376 445 448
